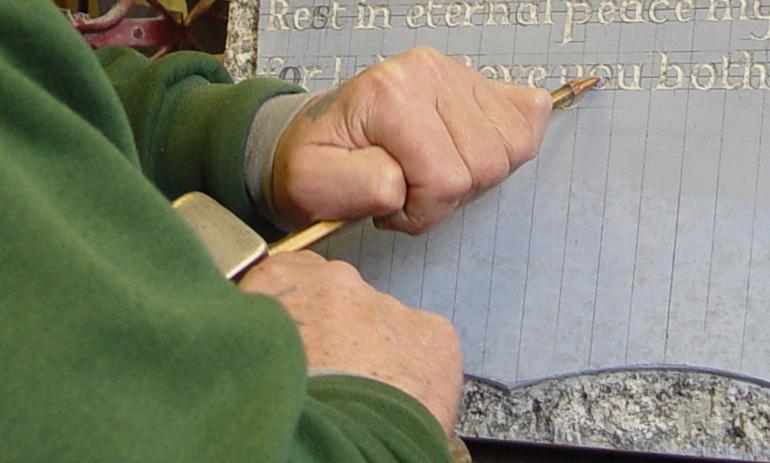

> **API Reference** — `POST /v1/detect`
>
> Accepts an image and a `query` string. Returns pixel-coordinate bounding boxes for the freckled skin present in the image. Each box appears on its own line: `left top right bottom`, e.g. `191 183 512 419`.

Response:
238 250 463 432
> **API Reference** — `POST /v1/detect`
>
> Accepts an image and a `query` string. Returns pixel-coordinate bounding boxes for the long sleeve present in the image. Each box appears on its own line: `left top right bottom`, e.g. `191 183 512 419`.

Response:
94 44 303 237
0 1 451 462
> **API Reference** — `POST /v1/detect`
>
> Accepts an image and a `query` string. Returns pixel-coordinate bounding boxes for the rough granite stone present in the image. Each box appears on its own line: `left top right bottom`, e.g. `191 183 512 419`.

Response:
224 0 259 83
457 369 770 461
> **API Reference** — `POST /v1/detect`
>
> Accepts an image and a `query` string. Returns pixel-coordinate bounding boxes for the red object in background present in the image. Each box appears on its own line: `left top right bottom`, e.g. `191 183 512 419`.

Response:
63 0 186 52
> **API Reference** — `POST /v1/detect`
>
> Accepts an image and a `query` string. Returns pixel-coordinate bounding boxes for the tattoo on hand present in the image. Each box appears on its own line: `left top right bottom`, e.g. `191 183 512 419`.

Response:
305 88 342 121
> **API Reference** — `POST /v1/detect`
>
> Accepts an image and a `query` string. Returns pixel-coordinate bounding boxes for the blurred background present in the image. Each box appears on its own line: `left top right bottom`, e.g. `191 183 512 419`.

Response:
54 0 230 59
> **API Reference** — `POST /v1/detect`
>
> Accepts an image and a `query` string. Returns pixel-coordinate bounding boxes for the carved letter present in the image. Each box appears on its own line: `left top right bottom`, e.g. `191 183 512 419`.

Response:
656 52 684 89
544 0 554 23
617 63 643 90
300 65 323 90
649 0 670 23
691 63 717 90
426 0 444 27
464 1 488 25
751 0 770 40
675 0 694 21
407 4 426 27
445 2 464 26
495 64 516 83
517 2 540 25
721 55 743 89
563 0 593 44
560 64 585 84
485 2 512 25
527 65 548 87
268 0 290 31
331 2 346 29
620 0 645 22
479 64 499 80
707 0 748 20
333 56 344 87
257 56 285 78
355 0 392 29
293 7 311 30
742 51 770 88
598 0 617 24
589 64 614 88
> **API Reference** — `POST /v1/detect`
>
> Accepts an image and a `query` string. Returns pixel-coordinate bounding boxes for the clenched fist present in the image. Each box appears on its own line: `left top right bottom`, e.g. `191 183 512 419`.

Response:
237 250 463 432
273 47 552 234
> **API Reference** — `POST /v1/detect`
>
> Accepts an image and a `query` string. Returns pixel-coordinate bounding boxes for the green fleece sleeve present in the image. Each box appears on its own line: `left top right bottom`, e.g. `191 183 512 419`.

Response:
0 1 451 462
95 45 303 234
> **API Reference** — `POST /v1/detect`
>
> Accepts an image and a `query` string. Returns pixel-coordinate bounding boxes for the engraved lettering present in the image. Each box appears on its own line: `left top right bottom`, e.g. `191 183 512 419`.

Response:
691 63 717 90
656 52 684 89
356 0 392 29
563 0 592 44
649 0 670 23
267 0 290 31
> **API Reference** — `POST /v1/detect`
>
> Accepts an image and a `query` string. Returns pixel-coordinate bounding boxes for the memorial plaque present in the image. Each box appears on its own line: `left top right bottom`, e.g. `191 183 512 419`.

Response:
251 0 770 388
214 0 770 458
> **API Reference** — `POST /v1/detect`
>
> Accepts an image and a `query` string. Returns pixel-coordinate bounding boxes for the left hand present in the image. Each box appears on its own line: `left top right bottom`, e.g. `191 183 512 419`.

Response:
237 251 463 432
272 47 552 234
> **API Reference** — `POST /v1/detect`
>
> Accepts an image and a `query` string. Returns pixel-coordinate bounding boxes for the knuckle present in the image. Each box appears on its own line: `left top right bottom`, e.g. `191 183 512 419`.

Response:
428 311 453 330
405 210 443 236
409 46 441 63
265 250 320 272
295 249 325 263
382 293 410 313
435 169 472 202
326 259 363 282
422 311 461 344
406 221 432 236
263 252 295 268
366 68 393 91
407 46 449 80
360 64 403 101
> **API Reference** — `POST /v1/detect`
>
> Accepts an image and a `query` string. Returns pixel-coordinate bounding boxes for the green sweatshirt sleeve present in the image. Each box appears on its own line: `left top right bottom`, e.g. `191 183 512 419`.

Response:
94 44 300 235
0 1 451 462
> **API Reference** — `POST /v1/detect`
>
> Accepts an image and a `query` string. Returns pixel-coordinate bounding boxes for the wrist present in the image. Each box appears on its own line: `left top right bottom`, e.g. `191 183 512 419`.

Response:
244 92 318 231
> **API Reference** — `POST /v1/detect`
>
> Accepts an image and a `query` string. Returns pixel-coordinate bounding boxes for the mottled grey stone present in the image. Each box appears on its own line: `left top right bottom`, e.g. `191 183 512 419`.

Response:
224 0 259 83
457 369 770 461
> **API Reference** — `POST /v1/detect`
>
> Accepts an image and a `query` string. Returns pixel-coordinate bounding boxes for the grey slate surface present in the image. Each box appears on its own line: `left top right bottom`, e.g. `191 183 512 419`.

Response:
241 0 770 387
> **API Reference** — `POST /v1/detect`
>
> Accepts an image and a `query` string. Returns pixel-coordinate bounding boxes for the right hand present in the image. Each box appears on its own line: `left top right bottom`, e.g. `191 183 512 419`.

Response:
237 250 463 433
272 47 552 234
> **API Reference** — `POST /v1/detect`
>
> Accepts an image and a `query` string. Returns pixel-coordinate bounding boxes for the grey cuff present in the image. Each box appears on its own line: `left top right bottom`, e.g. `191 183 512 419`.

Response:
244 92 318 231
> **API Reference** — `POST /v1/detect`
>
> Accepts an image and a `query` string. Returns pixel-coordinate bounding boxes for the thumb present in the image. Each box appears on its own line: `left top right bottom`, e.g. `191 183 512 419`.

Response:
274 144 407 228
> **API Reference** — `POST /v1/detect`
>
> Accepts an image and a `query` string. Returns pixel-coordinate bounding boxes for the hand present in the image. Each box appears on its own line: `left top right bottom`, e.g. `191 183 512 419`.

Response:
273 47 552 234
237 250 463 432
